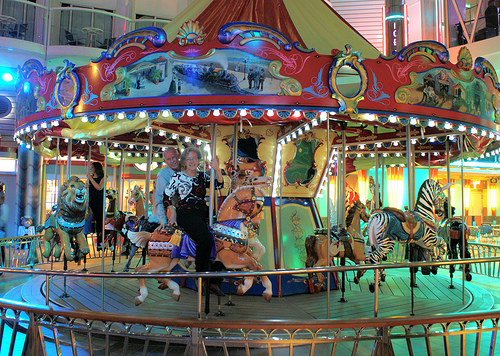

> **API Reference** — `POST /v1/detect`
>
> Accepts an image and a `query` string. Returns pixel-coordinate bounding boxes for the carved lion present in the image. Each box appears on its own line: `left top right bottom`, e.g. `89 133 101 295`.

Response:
41 176 89 261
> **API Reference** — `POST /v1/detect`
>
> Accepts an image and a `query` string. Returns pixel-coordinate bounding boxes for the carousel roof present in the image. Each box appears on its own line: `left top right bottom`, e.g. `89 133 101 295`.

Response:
11 0 500 181
163 0 380 58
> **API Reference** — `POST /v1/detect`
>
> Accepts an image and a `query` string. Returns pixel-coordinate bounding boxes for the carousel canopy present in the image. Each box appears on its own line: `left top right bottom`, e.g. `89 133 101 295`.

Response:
163 0 380 58
12 0 500 178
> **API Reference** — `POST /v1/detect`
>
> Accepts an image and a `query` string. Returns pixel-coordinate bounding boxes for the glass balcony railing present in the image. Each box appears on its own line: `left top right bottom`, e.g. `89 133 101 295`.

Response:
0 0 170 50
448 0 499 47
0 0 47 45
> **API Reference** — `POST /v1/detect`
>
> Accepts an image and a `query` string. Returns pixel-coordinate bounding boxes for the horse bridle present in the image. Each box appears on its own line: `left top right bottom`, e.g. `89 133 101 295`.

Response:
231 187 264 221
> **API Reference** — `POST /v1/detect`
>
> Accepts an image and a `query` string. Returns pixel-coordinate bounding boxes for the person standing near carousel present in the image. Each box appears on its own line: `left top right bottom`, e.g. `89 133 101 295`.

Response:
154 147 180 230
163 146 224 293
86 162 105 251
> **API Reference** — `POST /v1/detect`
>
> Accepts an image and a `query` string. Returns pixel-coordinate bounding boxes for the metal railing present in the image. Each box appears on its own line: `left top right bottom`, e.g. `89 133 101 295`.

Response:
0 260 499 355
469 242 500 278
0 234 124 269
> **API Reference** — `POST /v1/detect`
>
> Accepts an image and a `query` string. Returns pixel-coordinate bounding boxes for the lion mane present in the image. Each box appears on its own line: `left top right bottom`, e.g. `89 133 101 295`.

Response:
57 176 88 233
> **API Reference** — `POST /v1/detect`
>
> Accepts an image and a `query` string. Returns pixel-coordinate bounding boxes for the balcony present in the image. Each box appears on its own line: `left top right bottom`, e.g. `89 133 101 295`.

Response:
0 0 171 64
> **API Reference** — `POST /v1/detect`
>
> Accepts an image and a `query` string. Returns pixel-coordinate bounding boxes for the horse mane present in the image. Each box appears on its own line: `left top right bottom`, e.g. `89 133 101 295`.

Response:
345 204 357 228
219 185 266 216
414 179 438 210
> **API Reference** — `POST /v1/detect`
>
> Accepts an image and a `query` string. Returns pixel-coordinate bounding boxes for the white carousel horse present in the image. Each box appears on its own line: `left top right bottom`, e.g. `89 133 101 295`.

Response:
358 179 449 291
305 200 370 293
133 185 272 304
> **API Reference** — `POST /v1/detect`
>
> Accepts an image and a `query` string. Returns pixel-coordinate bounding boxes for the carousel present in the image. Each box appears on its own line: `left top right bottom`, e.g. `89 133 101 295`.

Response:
11 0 500 310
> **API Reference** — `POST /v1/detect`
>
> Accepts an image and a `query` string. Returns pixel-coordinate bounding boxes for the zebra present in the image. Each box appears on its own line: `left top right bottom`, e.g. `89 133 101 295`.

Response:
357 179 450 291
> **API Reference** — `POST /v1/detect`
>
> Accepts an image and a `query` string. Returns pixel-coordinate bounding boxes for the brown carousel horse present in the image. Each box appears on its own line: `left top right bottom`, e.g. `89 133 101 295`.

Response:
305 200 370 293
134 185 272 305
128 185 146 217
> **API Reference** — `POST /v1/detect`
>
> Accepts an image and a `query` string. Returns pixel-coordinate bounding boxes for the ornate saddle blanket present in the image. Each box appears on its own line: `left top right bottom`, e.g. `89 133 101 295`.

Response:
147 226 216 260
213 219 248 245
381 209 433 243
215 237 249 255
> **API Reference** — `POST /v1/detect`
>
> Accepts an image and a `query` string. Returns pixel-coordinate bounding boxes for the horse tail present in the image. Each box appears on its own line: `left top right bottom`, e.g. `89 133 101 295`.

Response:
305 235 318 268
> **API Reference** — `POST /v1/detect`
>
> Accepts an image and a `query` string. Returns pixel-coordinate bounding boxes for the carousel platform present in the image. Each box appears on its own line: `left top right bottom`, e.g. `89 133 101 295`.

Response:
2 256 496 320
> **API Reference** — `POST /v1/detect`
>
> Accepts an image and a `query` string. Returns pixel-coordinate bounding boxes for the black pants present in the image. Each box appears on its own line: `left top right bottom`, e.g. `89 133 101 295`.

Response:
177 204 213 273
90 205 104 246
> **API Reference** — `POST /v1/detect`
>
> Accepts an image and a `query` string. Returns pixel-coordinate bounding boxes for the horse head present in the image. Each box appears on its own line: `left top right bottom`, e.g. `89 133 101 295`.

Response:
218 185 266 229
128 186 143 205
415 179 451 219
346 200 370 228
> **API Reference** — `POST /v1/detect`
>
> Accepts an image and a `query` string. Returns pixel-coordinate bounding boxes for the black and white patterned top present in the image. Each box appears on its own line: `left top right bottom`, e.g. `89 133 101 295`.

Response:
163 171 223 207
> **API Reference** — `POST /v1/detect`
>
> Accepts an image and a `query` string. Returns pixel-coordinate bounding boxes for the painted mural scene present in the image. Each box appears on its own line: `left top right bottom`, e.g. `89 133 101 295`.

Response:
113 49 276 99
2 0 500 355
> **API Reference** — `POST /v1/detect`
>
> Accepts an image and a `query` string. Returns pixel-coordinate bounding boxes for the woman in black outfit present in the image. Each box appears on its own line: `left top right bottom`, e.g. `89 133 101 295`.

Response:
163 147 223 280
86 162 105 250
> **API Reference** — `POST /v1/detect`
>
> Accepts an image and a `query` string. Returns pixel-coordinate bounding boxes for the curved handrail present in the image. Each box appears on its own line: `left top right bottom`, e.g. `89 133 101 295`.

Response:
1 296 499 330
0 256 497 280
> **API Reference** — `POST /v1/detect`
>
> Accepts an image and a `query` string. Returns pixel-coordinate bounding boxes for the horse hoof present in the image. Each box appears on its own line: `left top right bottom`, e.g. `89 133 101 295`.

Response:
134 297 143 306
236 286 244 296
172 293 181 302
380 275 386 282
158 283 169 290
123 267 129 272
263 292 272 302
369 283 375 293
353 277 359 284
466 273 472 282
431 266 438 275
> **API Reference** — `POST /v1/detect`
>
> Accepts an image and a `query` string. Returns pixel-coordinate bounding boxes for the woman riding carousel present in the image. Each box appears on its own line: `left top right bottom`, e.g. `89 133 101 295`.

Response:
163 146 224 294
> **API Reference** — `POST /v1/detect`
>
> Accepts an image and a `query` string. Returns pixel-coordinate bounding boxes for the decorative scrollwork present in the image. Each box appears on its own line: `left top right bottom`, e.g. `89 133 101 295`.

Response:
474 57 500 91
101 67 126 101
457 47 472 71
395 72 419 104
329 45 368 114
104 27 167 61
397 40 449 64
54 59 80 119
269 61 301 96
177 20 206 46
218 22 293 51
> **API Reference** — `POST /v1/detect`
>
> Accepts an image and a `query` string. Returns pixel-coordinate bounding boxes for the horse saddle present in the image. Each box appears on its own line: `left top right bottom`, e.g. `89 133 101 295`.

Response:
148 228 183 257
215 237 249 255
383 207 421 240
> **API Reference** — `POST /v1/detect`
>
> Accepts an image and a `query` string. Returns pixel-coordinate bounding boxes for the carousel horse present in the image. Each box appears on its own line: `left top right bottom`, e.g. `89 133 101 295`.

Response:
133 185 272 305
438 216 472 281
122 215 159 272
121 186 151 270
128 185 146 217
39 176 90 261
358 179 449 292
104 189 128 248
305 200 370 293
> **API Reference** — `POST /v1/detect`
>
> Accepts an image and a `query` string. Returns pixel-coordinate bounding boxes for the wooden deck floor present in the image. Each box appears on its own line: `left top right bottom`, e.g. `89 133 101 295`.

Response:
14 256 492 321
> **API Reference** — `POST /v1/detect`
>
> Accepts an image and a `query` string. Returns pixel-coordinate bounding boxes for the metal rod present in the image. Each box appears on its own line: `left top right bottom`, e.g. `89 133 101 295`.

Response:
406 125 415 316
101 138 108 312
374 127 379 210
145 129 153 219
374 268 379 317
326 116 331 317
67 138 72 180
460 134 465 304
